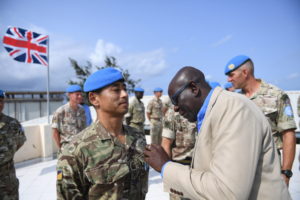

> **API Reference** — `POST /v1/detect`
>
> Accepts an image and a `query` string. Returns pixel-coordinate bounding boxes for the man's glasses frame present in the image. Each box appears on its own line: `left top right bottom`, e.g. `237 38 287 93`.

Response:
170 82 191 106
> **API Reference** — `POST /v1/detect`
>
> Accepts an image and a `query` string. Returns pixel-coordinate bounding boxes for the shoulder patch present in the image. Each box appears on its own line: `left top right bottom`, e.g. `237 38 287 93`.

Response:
57 170 63 181
284 106 293 117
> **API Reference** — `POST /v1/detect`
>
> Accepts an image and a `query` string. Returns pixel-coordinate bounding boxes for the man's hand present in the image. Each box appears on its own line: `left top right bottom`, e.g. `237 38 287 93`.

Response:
281 174 290 187
144 144 170 172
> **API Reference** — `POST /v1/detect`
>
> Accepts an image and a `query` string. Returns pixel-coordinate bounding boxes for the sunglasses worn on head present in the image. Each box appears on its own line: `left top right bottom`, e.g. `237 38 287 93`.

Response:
170 82 191 106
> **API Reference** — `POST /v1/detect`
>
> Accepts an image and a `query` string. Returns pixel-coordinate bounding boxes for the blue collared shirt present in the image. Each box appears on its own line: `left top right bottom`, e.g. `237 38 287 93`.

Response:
196 87 215 132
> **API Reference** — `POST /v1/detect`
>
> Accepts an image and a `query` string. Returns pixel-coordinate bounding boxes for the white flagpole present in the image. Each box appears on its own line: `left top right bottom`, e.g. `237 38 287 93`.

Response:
47 36 50 124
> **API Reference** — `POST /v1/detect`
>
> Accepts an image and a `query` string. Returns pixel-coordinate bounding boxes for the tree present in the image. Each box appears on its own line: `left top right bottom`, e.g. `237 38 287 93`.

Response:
68 56 140 94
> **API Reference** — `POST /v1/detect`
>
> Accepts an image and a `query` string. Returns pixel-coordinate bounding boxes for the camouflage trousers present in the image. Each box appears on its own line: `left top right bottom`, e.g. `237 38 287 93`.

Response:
170 193 191 200
150 119 162 145
0 161 19 200
129 122 145 134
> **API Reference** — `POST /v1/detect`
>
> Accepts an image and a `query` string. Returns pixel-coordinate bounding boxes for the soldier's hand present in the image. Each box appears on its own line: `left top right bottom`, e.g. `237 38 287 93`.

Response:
144 144 170 172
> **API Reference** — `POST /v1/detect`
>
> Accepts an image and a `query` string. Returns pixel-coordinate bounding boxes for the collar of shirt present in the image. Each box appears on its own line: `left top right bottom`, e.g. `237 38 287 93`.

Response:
196 87 215 132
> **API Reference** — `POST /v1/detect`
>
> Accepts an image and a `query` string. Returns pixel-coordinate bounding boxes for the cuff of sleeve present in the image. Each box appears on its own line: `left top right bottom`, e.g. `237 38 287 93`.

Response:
162 128 175 139
52 123 58 129
161 161 171 178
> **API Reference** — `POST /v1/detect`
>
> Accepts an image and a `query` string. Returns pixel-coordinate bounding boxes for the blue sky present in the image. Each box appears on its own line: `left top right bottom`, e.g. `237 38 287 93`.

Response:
1 0 300 94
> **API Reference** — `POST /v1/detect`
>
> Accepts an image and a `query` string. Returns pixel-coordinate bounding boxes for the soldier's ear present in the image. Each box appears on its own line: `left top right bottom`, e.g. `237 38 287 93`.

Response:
88 92 101 108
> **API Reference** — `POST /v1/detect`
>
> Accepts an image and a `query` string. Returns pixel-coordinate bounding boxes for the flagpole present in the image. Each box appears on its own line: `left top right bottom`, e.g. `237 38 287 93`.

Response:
47 36 50 124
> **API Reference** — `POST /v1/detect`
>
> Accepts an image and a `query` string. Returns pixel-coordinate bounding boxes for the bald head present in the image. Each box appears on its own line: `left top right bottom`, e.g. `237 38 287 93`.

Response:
168 66 209 96
168 66 211 122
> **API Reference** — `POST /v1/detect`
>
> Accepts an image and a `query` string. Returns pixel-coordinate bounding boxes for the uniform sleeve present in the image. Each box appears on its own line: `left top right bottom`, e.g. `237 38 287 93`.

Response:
126 101 134 118
56 148 87 200
277 93 297 133
52 110 60 129
147 100 153 114
16 122 26 150
162 112 176 140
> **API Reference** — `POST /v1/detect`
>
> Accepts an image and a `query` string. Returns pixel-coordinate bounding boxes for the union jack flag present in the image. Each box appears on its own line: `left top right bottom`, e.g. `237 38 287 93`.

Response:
3 27 49 66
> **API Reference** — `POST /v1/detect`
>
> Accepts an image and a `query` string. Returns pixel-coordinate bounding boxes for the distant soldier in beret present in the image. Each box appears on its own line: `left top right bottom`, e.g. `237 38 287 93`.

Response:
52 85 86 150
225 55 297 186
56 68 149 199
147 87 163 145
224 82 235 92
125 87 145 133
0 90 26 200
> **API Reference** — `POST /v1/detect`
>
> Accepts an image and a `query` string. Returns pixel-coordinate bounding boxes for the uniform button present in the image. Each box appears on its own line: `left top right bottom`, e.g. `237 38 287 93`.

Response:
114 183 118 186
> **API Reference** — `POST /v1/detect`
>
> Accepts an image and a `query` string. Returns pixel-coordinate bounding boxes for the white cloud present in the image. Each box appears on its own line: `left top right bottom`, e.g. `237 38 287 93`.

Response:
89 39 167 78
287 72 300 79
211 34 233 48
89 39 122 65
121 48 167 76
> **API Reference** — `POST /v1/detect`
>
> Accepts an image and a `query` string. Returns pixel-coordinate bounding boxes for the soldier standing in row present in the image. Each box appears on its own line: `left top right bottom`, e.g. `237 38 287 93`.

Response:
161 102 197 200
147 87 163 145
56 68 149 199
125 87 145 133
225 55 297 186
0 90 26 200
52 85 86 150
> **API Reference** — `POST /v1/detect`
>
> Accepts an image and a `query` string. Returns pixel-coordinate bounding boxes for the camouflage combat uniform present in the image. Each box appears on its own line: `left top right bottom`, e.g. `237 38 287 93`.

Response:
162 106 196 200
56 121 149 200
126 97 145 133
242 79 297 150
147 97 163 145
52 103 86 147
0 113 26 200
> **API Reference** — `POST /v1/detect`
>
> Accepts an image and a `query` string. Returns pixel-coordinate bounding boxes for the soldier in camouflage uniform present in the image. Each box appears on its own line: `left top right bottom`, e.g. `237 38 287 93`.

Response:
161 102 197 200
56 68 148 200
225 55 297 186
52 85 86 149
125 87 145 133
147 88 163 145
0 90 26 200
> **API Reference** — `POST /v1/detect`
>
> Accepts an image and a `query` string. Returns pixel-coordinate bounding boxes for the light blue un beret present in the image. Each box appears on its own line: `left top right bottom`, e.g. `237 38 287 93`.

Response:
134 87 144 92
84 67 124 92
224 82 233 89
0 90 5 98
153 87 163 92
66 85 82 93
224 55 250 75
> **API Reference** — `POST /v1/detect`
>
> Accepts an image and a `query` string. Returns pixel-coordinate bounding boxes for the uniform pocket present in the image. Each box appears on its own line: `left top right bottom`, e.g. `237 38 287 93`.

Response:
85 162 129 185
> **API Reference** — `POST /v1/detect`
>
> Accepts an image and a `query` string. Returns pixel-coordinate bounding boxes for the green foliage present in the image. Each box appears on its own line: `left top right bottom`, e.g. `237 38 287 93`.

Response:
68 56 141 94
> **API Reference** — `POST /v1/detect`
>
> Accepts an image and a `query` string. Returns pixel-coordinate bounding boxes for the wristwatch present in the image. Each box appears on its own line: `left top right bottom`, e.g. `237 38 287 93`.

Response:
281 170 293 178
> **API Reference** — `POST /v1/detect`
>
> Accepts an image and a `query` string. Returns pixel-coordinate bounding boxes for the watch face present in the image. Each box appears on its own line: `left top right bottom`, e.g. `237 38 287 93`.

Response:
282 170 293 178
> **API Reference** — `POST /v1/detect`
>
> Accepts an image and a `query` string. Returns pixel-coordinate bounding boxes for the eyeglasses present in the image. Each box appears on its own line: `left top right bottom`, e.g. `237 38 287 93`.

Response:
170 82 191 106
